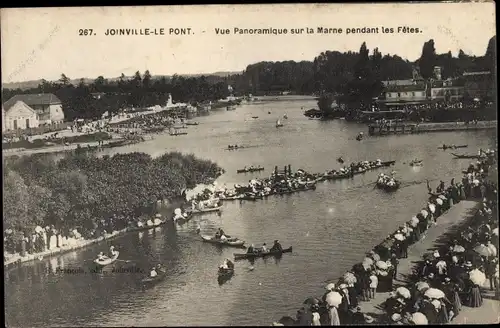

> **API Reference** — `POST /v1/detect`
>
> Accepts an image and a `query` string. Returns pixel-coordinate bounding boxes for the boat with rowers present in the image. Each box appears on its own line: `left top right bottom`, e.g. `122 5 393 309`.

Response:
252 116 259 119
217 259 235 284
187 205 222 215
451 153 481 159
409 159 423 167
93 246 120 269
237 166 264 173
141 264 167 287
438 144 468 150
201 235 246 248
356 132 364 141
276 119 283 128
234 242 292 260
185 121 199 126
127 214 167 232
376 173 401 192
201 228 246 248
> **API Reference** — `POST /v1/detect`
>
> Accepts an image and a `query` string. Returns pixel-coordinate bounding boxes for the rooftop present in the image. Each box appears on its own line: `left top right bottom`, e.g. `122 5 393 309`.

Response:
3 93 61 111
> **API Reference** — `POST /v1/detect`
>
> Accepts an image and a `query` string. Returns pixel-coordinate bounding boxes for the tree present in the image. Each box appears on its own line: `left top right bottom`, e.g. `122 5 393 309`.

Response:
59 73 70 85
419 39 437 79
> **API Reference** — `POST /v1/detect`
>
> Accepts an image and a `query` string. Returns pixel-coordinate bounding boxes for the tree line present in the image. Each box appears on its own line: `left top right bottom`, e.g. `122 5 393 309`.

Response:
2 36 495 120
3 151 222 250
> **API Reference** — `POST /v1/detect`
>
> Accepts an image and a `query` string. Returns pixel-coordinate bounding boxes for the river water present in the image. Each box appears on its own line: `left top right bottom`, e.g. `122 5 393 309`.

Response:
5 96 497 327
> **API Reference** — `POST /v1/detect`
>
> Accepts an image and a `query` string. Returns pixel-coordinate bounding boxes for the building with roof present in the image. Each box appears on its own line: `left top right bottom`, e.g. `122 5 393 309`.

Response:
3 93 64 125
382 83 428 106
430 79 465 101
3 100 40 131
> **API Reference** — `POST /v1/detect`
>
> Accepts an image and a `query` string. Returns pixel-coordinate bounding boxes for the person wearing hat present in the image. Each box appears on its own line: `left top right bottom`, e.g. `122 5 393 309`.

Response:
337 284 350 323
485 257 499 291
389 313 403 325
349 306 365 325
270 240 283 253
441 277 461 319
419 296 437 324
109 245 117 258
390 253 399 280
364 314 374 324
311 304 321 326
97 252 105 261
322 283 336 303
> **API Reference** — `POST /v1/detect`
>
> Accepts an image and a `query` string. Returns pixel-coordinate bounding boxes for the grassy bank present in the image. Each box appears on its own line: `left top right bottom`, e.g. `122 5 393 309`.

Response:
3 151 223 255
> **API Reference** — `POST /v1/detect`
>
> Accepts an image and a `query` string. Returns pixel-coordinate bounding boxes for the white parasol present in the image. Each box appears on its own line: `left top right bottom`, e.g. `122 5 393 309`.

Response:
325 291 343 307
487 244 497 257
453 245 466 253
428 203 436 214
153 218 163 225
424 288 445 299
421 209 429 218
436 260 447 268
174 208 182 216
396 286 411 299
411 312 428 325
363 257 374 266
371 253 381 262
155 213 162 218
343 272 357 284
436 198 444 205
492 227 498 236
35 226 44 233
376 261 388 270
325 283 336 291
416 281 430 291
394 234 405 241
411 216 419 227
438 195 446 200
469 269 487 286
474 244 494 257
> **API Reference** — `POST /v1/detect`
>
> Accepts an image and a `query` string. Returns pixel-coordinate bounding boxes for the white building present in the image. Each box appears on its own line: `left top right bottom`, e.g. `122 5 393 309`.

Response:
3 93 64 125
3 100 40 131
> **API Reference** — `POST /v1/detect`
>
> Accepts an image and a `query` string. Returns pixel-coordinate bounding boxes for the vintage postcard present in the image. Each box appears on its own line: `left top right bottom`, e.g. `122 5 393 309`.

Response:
2 3 498 327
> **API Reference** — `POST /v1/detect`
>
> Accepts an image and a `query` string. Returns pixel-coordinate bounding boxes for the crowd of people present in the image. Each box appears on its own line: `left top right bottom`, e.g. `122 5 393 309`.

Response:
273 150 497 326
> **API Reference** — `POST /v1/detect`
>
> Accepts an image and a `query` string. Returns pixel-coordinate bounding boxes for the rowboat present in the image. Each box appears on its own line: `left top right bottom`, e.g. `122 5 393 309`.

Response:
201 235 246 248
185 122 199 126
376 181 401 192
170 131 188 136
93 251 120 268
252 116 259 119
233 247 293 260
438 144 468 150
410 160 423 167
237 167 265 173
173 213 194 225
187 206 222 215
451 153 480 159
141 270 167 286
127 219 168 232
217 268 234 285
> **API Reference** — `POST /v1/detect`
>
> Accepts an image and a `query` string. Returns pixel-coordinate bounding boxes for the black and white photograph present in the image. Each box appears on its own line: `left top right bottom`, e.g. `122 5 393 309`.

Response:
2 3 498 326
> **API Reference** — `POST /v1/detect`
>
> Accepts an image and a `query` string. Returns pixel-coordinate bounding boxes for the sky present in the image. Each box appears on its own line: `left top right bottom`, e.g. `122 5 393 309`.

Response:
1 3 496 83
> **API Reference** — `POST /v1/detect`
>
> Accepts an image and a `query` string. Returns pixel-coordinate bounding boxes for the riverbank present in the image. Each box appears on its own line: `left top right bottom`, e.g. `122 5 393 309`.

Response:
368 120 497 136
4 228 128 269
357 200 482 322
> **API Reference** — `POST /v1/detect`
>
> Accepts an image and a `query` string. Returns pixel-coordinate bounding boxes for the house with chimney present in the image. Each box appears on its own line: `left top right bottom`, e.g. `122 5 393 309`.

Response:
3 93 64 127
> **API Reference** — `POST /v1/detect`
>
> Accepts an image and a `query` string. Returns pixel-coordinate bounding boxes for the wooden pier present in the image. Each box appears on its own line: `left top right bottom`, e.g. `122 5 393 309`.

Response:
368 120 497 136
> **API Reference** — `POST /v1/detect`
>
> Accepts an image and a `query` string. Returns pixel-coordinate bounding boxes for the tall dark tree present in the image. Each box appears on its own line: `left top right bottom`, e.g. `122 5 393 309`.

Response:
419 39 437 79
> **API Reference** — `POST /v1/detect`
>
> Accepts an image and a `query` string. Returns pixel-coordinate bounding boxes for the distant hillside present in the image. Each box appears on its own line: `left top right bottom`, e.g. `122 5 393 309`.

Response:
2 71 242 90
